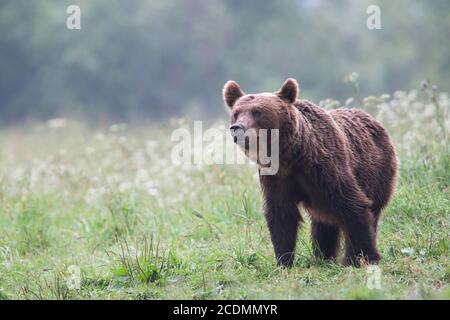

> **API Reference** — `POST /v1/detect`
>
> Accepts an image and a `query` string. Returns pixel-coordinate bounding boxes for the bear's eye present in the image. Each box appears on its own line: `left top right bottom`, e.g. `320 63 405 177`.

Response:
252 110 262 118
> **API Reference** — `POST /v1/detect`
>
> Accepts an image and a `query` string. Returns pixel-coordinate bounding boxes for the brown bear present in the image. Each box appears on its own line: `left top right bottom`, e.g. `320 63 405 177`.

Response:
223 78 398 267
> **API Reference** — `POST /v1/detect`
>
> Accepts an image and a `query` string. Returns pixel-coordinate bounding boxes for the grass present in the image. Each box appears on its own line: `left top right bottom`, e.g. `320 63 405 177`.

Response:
0 87 448 299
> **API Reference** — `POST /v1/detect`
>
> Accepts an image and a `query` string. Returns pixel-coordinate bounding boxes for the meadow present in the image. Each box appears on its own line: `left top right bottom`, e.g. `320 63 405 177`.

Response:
0 84 448 299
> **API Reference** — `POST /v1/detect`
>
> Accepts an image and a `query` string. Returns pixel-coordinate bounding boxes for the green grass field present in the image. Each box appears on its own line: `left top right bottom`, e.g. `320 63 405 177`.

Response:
0 87 448 299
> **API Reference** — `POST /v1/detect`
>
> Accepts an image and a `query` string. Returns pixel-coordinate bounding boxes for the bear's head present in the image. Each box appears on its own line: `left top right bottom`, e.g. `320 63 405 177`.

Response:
222 78 300 168
223 78 299 133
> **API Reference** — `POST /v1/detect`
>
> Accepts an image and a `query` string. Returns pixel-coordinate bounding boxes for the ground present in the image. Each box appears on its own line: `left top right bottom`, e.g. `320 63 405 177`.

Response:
0 88 448 299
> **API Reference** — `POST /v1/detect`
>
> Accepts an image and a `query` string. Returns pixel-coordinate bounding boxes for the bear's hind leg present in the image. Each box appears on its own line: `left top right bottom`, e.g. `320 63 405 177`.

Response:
311 221 340 261
371 208 382 235
342 210 380 266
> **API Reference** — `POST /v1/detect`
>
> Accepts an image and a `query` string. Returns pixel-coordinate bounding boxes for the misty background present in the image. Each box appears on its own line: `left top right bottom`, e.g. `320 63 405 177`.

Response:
1 0 449 125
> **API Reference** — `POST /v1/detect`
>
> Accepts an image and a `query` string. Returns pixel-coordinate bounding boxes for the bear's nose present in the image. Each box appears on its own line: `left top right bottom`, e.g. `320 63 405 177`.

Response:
230 124 244 131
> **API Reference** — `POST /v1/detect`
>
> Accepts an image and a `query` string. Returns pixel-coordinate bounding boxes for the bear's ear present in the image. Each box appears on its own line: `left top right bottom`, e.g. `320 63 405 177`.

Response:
276 78 299 104
223 80 245 109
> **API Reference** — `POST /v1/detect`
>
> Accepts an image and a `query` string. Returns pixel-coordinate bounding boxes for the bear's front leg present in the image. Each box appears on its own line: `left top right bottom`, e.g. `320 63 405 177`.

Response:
264 202 301 267
260 174 301 267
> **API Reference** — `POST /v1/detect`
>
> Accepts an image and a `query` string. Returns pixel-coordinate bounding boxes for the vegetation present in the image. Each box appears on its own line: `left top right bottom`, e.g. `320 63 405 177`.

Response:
0 85 448 299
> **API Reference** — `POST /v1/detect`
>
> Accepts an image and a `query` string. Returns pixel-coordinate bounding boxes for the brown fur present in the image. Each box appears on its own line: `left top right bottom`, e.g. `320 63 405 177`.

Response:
223 78 398 267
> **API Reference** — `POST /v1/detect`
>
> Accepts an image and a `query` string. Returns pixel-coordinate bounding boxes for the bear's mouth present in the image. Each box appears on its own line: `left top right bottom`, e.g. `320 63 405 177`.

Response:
231 131 274 167
231 130 261 144
232 134 261 148
232 134 267 152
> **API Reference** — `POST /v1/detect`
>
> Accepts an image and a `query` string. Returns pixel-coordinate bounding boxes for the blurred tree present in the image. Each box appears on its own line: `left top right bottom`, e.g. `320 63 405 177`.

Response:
0 0 449 124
